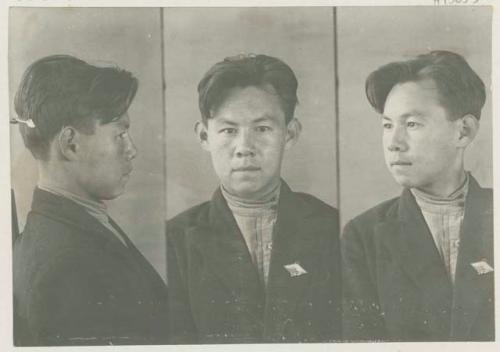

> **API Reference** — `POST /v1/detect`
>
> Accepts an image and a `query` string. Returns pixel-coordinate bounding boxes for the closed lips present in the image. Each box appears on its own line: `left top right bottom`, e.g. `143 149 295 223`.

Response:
390 161 412 166
233 166 260 171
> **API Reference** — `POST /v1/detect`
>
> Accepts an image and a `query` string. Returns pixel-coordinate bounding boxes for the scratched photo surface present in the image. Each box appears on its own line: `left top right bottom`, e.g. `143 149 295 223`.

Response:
9 7 168 346
7 4 495 348
338 6 493 342
164 7 340 344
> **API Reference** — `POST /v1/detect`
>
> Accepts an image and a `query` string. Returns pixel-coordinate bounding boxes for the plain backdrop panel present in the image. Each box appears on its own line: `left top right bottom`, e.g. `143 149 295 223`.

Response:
164 7 337 220
337 6 492 228
9 8 166 280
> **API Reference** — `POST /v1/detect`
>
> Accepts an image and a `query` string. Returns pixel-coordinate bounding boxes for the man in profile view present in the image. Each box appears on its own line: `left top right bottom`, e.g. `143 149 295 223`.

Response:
342 51 493 341
167 54 341 343
12 55 169 346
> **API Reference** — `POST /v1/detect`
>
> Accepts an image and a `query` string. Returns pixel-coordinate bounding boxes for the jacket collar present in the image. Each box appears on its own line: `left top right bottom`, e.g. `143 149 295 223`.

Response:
29 188 166 289
375 176 493 338
30 187 124 249
185 181 321 320
375 186 453 315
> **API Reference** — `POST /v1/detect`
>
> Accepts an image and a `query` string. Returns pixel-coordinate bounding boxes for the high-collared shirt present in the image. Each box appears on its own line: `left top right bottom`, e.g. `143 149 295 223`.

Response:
411 173 469 284
37 182 128 247
221 183 280 287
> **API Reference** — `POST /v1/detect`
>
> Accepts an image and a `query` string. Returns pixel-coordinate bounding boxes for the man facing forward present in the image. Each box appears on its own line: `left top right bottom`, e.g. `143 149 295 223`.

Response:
342 51 493 341
167 54 341 343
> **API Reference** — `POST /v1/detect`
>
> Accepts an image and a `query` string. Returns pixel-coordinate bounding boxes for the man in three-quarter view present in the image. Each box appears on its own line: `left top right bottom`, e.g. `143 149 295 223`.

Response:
342 51 493 341
167 54 341 344
12 55 169 346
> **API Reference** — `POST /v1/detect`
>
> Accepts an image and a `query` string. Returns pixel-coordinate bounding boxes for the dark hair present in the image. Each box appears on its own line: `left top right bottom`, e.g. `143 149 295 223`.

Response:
14 54 138 160
365 50 486 120
198 54 298 124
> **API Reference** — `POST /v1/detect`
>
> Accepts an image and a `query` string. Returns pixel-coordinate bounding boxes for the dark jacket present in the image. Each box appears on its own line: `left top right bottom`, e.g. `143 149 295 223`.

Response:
167 182 341 344
13 188 169 346
342 176 494 341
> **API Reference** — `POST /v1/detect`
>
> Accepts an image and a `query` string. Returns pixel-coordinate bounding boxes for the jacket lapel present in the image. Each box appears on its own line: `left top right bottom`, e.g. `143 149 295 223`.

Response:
451 177 494 339
375 189 452 311
264 183 316 325
185 188 264 300
108 217 168 294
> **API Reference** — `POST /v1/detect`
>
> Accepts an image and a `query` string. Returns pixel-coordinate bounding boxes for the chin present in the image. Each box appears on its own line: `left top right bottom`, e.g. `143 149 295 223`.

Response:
98 188 126 201
229 184 265 199
391 174 419 189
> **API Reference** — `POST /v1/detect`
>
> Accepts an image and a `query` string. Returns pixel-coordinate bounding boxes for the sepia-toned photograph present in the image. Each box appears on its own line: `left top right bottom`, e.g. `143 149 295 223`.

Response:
337 6 493 342
9 8 169 346
4 1 496 349
164 7 340 344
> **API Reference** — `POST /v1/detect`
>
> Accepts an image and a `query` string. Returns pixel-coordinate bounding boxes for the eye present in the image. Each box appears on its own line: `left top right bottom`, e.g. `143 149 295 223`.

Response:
117 131 128 139
255 126 271 133
220 128 237 135
406 121 421 128
382 122 392 129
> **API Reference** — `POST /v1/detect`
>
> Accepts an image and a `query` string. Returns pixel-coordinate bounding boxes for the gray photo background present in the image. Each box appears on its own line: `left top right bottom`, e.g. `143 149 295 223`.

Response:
337 6 492 227
9 8 166 279
9 6 492 280
164 7 338 220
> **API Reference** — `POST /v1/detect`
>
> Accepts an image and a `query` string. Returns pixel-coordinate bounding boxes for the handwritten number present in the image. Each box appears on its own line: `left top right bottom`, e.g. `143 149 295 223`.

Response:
435 0 479 4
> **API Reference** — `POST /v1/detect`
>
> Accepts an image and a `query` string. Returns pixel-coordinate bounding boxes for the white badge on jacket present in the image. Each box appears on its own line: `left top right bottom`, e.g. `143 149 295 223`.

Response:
284 262 308 277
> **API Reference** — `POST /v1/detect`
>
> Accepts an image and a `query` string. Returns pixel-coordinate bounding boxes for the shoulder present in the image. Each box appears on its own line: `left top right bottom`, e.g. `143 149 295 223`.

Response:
14 221 106 300
472 182 493 203
166 201 211 237
291 191 339 220
15 212 101 270
343 195 400 235
17 211 95 259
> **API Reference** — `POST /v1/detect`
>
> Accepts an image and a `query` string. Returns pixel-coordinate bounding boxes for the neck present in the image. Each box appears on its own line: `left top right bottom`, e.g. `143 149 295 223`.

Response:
415 169 467 198
38 161 98 203
221 181 281 206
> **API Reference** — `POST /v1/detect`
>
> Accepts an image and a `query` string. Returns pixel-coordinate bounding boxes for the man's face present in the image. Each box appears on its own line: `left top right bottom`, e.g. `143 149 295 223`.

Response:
382 79 463 195
200 85 297 200
74 113 137 201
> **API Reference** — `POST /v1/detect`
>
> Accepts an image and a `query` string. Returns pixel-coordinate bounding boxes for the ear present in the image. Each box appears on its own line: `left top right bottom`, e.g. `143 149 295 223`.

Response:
284 118 302 150
57 126 79 160
456 114 479 148
194 121 210 151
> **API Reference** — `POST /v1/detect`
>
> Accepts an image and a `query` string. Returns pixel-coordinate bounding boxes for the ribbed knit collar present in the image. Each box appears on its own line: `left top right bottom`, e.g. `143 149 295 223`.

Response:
411 172 469 214
221 182 280 217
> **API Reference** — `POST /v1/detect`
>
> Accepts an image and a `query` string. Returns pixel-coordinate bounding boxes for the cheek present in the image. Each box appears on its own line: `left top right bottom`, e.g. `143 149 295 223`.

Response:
420 133 452 154
260 133 285 150
87 142 121 168
381 130 393 149
210 147 232 174
210 137 232 153
412 134 457 169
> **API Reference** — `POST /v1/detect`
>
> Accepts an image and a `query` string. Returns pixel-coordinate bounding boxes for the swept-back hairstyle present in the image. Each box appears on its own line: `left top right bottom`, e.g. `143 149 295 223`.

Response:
14 54 138 160
198 54 298 124
365 50 485 120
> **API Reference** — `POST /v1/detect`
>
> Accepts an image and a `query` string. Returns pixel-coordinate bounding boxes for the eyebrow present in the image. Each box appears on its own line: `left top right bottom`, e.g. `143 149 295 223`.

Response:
216 115 276 125
252 115 274 124
382 110 425 121
216 118 238 126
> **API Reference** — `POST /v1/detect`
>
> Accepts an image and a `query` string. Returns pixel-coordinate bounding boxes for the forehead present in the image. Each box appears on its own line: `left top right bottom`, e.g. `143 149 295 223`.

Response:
383 79 445 118
210 85 286 124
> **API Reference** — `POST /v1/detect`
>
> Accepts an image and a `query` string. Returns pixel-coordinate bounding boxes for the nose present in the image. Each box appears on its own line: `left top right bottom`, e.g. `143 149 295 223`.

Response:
387 125 408 152
234 129 255 158
126 135 138 160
